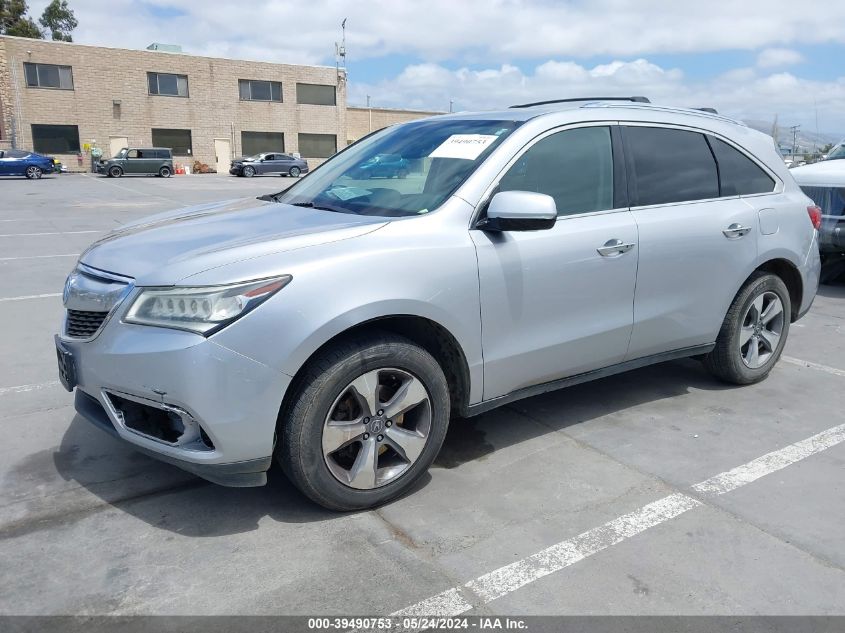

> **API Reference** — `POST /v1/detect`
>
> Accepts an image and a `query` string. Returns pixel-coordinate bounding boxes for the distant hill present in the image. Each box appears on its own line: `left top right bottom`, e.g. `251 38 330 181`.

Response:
743 119 842 154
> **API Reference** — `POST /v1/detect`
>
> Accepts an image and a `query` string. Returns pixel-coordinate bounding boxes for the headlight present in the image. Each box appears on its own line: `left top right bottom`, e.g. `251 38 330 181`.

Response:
124 276 291 335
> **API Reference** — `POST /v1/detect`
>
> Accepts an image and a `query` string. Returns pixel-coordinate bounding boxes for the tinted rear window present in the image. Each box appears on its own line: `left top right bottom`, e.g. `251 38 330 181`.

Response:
626 126 719 206
801 186 845 217
709 137 774 195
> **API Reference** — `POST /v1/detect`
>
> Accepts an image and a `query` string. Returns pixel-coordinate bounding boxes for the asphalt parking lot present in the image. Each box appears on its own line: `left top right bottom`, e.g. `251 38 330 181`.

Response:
1 172 844 618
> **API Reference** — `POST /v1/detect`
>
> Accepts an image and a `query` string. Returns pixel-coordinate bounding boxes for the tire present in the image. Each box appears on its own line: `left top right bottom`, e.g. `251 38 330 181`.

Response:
159 166 172 178
703 272 791 385
277 332 450 511
25 165 43 180
397 169 408 179
289 166 301 178
108 166 123 178
819 257 845 285
243 165 255 178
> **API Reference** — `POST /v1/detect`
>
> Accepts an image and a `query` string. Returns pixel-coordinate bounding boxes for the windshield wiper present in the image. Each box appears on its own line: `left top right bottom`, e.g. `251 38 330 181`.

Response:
286 200 353 214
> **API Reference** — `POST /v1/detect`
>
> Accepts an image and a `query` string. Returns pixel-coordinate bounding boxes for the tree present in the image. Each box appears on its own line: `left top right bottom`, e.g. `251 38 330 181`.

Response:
39 0 76 42
0 0 43 38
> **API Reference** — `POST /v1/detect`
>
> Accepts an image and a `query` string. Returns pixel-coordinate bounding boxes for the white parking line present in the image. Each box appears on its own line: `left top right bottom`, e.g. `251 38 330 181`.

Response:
373 422 845 625
0 253 79 261
0 230 100 237
782 355 845 378
0 293 62 302
0 381 60 396
692 423 845 495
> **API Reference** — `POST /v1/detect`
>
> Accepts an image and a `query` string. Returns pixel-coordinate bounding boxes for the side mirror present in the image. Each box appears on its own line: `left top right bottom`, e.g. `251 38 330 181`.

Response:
480 191 557 231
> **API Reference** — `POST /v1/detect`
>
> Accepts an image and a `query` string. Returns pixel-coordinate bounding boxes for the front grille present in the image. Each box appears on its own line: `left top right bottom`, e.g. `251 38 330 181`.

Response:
66 309 109 338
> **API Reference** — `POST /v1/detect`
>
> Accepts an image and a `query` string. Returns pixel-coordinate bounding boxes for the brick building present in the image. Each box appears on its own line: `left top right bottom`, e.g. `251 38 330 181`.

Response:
0 35 349 172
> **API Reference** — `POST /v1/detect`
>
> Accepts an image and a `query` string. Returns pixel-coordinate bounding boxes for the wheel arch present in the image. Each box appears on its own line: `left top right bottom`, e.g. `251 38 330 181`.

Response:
755 257 802 321
278 314 473 426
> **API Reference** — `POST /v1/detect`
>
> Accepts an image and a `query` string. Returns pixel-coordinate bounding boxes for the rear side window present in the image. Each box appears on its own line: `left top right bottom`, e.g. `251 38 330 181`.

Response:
709 137 774 195
498 126 614 216
626 126 718 206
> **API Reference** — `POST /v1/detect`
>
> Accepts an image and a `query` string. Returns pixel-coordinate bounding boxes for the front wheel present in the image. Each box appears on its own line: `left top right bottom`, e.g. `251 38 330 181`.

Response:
25 165 43 179
242 165 255 178
703 272 790 385
277 332 450 510
108 166 123 178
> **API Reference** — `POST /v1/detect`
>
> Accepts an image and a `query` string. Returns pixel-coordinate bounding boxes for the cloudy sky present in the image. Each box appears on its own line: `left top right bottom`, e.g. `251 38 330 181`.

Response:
27 0 845 135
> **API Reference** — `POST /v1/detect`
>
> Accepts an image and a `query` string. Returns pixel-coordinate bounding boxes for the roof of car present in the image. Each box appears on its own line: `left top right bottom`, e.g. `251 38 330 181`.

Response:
430 100 746 127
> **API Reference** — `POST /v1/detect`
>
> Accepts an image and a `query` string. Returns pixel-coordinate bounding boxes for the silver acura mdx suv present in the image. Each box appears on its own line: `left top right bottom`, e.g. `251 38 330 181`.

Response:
56 97 821 510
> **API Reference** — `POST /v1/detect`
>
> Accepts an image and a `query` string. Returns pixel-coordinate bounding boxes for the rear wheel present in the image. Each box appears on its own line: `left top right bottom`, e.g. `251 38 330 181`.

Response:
158 166 172 178
278 332 450 510
243 165 255 178
25 165 43 179
289 166 301 178
108 166 123 178
703 272 790 385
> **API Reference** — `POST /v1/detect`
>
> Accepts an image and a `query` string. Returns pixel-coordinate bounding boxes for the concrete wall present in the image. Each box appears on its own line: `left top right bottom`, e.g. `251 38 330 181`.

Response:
347 106 442 144
0 35 346 172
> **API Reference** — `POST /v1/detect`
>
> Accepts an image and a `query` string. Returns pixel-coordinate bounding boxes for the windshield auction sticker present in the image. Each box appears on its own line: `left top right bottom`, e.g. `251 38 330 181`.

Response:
429 134 499 160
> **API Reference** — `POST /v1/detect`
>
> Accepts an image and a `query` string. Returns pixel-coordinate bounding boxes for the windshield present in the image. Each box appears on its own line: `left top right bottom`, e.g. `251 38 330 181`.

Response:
827 142 845 161
245 154 264 161
115 148 127 159
273 118 522 217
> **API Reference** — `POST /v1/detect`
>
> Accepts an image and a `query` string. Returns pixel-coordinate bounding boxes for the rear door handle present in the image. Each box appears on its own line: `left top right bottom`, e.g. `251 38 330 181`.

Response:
723 223 751 239
597 239 636 257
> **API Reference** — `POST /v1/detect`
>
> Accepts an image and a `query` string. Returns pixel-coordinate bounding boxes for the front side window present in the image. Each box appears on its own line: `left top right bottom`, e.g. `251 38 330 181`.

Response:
239 79 282 102
826 142 845 161
626 126 719 206
148 72 189 97
497 126 614 216
296 83 336 106
31 124 80 153
709 137 774 195
151 129 192 155
274 118 522 217
24 63 74 89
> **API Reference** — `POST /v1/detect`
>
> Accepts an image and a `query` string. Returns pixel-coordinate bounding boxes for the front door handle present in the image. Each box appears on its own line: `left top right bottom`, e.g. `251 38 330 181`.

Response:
723 223 751 239
597 239 636 257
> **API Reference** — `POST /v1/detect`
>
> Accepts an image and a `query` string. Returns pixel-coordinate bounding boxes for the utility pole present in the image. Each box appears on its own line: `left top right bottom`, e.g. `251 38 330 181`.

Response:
449 99 454 113
367 95 372 132
790 124 800 161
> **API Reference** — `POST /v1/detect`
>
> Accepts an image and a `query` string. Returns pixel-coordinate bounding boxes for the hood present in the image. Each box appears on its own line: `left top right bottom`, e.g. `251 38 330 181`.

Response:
80 197 388 285
790 160 845 187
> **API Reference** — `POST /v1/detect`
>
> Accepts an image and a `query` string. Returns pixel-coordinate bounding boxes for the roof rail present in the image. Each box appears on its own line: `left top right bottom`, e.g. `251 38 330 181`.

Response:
693 107 718 114
509 96 650 109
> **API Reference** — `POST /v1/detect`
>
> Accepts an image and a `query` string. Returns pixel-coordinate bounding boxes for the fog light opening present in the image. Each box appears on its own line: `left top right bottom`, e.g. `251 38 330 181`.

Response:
107 393 209 449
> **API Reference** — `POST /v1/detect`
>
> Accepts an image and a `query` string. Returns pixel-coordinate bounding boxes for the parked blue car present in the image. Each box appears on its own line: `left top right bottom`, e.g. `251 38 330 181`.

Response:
354 153 410 179
0 149 56 179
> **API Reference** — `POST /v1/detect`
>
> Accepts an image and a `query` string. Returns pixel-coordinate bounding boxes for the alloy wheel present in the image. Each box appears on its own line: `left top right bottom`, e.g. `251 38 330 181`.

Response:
739 291 784 368
322 368 432 490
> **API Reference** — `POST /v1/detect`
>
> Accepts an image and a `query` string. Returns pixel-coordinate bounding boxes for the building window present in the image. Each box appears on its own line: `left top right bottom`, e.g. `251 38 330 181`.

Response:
151 128 192 155
147 72 189 97
24 63 74 90
31 124 80 153
298 133 336 158
239 79 282 102
242 131 285 156
296 83 336 106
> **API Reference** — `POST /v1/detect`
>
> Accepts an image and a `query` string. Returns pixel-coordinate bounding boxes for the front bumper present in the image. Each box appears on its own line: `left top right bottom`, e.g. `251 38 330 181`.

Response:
229 166 243 175
60 318 292 487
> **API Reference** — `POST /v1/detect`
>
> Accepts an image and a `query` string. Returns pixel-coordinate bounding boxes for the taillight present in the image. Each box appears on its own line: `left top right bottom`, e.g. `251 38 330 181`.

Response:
807 205 822 230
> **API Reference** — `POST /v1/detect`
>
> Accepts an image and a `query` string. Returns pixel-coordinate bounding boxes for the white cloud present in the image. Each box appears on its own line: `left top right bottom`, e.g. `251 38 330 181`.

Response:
757 48 805 68
23 0 845 64
349 60 845 134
